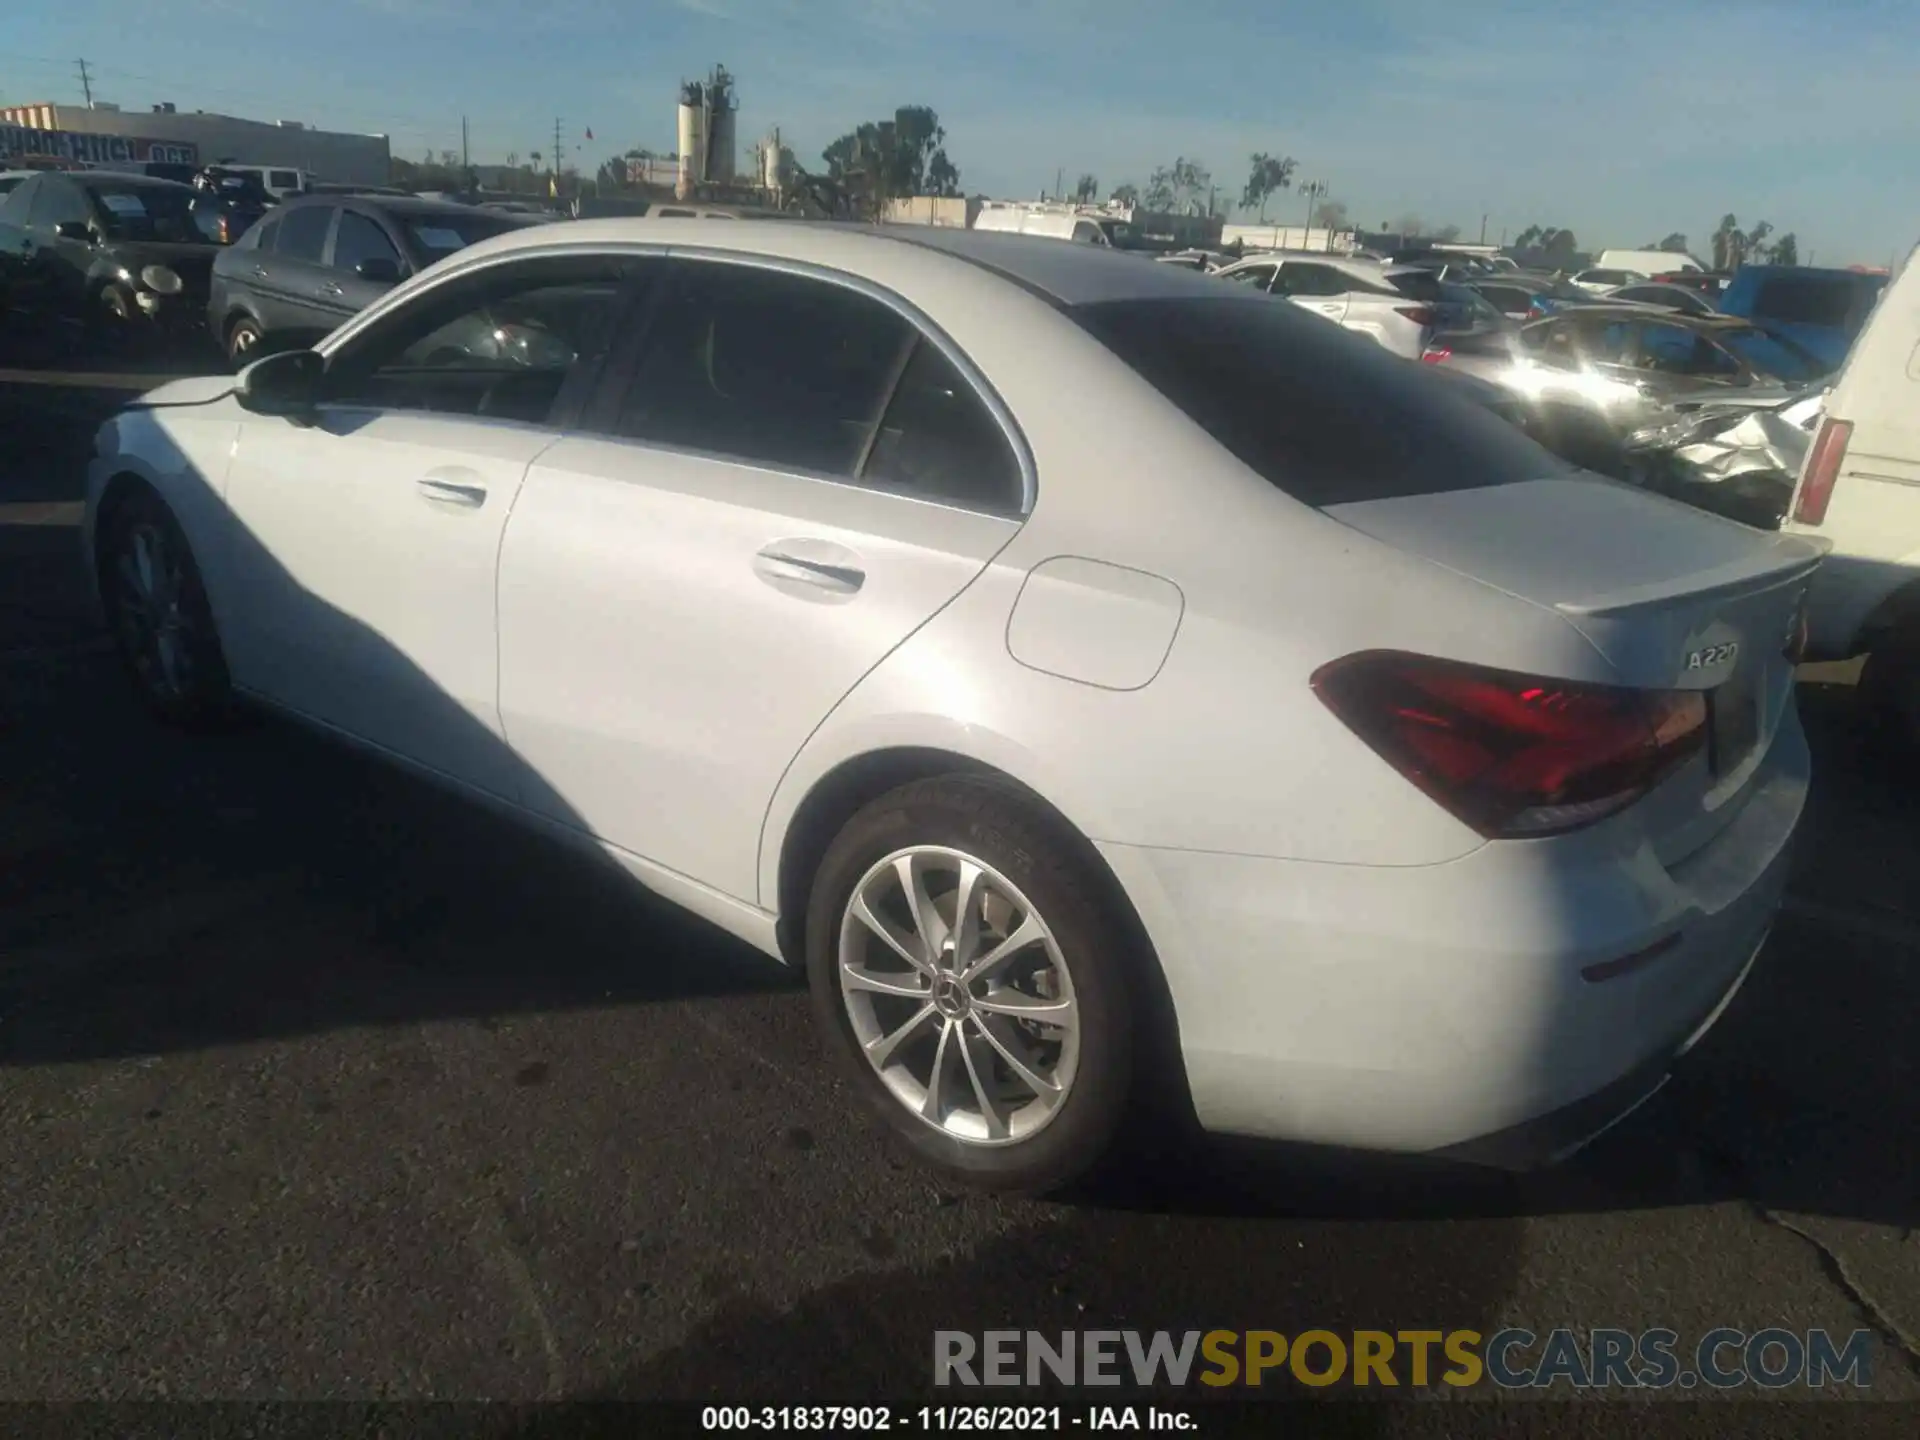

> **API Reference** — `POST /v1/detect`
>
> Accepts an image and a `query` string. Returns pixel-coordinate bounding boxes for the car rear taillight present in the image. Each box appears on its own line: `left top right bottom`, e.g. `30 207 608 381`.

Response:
1421 346 1452 364
1526 304 1546 319
1395 306 1437 328
1312 652 1707 839
1792 416 1852 526
217 214 233 244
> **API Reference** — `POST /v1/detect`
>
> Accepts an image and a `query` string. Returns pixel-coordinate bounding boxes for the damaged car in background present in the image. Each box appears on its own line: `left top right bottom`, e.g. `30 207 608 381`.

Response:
1423 305 1832 476
1624 392 1824 530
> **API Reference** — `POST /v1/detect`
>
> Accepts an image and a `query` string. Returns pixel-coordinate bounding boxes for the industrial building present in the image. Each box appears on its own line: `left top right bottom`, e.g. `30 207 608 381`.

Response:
0 102 392 187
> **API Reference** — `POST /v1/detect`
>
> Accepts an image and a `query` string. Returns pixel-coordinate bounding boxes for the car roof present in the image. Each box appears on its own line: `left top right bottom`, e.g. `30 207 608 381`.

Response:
74 172 193 193
445 218 1235 308
1550 303 1755 329
279 193 538 222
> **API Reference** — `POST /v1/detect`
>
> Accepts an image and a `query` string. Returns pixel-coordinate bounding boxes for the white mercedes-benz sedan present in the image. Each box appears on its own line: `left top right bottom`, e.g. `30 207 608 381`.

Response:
84 219 1822 1192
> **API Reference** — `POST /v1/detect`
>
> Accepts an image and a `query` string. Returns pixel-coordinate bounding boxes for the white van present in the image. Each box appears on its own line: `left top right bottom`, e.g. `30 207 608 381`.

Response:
1782 241 1920 731
1597 249 1704 277
971 208 1112 245
223 164 311 201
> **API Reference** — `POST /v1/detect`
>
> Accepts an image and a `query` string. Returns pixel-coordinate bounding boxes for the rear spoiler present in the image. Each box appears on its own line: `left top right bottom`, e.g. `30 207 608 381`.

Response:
1554 534 1829 618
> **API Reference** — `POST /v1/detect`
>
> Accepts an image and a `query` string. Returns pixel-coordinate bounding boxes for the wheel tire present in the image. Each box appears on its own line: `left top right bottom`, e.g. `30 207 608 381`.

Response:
806 775 1142 1194
226 314 263 368
98 488 235 727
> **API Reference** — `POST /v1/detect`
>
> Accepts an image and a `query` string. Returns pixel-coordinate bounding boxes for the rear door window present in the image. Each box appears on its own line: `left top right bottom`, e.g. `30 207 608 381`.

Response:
862 339 1023 515
1384 269 1444 303
613 261 911 478
1223 263 1278 289
269 170 301 190
1070 295 1565 506
277 205 334 263
1276 263 1350 298
331 210 403 274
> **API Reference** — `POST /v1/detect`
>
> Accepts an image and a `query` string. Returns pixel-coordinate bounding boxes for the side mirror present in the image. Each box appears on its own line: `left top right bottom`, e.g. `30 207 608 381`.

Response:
55 221 95 243
355 257 403 285
236 349 324 422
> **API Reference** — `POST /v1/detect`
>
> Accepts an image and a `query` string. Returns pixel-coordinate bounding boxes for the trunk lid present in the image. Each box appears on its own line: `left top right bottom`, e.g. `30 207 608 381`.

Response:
1326 475 1827 858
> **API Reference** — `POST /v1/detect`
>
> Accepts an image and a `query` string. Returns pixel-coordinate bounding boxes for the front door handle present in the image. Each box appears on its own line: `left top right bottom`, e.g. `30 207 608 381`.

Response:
320 281 344 298
252 264 269 277
417 476 487 508
753 545 865 595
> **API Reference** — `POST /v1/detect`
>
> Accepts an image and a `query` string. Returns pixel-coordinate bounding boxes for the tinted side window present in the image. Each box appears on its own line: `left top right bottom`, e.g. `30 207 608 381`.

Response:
325 256 631 426
1223 264 1276 288
1 177 38 222
332 210 402 273
1385 270 1445 303
615 262 910 476
1072 296 1565 507
1478 285 1528 313
1750 276 1853 329
1279 264 1347 298
862 340 1022 514
31 180 88 229
248 213 282 252
277 205 334 263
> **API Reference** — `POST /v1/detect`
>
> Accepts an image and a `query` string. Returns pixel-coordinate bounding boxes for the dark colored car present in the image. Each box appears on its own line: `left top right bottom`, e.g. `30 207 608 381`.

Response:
1605 282 1719 316
1466 273 1597 320
207 194 542 364
0 170 218 345
1716 265 1889 370
1649 270 1730 298
188 167 272 246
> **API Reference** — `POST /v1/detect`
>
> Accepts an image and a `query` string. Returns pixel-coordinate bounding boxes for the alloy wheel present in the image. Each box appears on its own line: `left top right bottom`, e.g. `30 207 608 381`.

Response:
837 846 1080 1146
111 520 197 702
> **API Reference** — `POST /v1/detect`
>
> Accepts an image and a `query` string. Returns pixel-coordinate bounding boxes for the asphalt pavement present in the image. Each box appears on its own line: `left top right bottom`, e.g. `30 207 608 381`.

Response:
2 337 1918 1418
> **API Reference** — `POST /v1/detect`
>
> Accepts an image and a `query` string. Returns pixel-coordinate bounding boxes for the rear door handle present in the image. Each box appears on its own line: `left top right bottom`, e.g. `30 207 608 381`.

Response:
252 265 269 278
320 281 344 297
752 545 864 595
416 476 487 508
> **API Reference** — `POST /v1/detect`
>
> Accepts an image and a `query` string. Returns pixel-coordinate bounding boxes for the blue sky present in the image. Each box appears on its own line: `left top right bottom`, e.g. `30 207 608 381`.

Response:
4 0 1914 265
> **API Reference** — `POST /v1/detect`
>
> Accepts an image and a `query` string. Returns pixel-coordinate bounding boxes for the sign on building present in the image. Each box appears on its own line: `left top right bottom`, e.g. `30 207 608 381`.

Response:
0 122 199 168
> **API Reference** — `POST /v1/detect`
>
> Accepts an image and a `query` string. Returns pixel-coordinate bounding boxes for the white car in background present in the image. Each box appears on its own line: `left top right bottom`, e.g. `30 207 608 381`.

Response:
86 222 1815 1192
1783 240 1920 737
1212 251 1443 359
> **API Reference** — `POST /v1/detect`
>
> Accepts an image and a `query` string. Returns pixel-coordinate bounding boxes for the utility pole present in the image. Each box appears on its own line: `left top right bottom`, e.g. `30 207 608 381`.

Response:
76 58 94 108
553 116 564 191
1055 166 1064 203
461 115 469 173
1479 212 1488 245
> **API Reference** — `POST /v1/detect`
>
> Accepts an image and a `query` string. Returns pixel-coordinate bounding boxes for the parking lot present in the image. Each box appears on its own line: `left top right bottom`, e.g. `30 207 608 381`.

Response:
3 343 1919 1413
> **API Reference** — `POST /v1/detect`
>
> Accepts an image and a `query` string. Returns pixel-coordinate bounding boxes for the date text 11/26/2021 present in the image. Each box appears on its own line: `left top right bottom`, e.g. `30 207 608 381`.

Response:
701 1406 1195 1432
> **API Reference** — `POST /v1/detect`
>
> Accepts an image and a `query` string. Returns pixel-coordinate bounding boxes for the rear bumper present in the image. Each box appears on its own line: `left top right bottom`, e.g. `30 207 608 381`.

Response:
1099 711 1808 1160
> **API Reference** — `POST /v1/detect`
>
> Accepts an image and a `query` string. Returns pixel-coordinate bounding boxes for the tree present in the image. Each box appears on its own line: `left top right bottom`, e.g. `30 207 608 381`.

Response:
1649 231 1689 253
1514 224 1578 262
1769 232 1799 266
1143 157 1212 215
1711 214 1740 271
1391 213 1424 237
1745 220 1773 264
1073 173 1099 204
1239 152 1296 222
823 105 961 218
1432 223 1462 243
596 155 628 191
1109 181 1140 206
1313 198 1348 230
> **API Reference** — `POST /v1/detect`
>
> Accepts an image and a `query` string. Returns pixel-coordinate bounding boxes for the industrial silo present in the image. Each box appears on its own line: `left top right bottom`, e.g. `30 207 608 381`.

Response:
706 66 737 183
675 79 705 200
